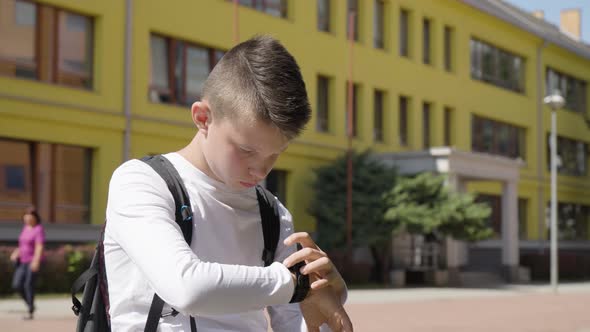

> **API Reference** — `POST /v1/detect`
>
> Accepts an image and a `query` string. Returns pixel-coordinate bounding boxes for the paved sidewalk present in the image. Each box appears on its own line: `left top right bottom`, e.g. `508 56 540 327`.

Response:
1 282 589 331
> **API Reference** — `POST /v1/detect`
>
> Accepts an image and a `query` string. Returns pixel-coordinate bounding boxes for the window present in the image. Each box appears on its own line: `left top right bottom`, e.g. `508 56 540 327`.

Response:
399 96 409 146
550 202 590 241
422 102 431 148
444 25 453 72
0 138 92 224
316 75 330 132
53 144 92 224
317 0 330 32
471 115 526 160
347 0 359 41
0 0 94 88
546 68 587 114
476 196 529 239
470 38 524 93
422 18 431 65
236 0 288 18
346 82 359 138
149 34 224 106
374 89 384 142
265 169 287 206
57 11 93 88
443 106 453 146
547 135 588 176
0 0 37 79
399 9 409 57
374 0 384 49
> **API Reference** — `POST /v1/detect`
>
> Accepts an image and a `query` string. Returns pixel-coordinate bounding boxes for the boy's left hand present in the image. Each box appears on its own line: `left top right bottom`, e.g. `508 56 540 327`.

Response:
282 232 346 301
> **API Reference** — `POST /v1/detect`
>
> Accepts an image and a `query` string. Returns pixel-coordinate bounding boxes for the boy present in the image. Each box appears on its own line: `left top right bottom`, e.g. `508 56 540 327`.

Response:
104 35 352 331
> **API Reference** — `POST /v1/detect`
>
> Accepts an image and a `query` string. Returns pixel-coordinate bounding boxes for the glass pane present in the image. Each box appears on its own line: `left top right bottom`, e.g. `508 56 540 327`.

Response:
264 0 286 18
422 19 430 64
400 10 408 56
374 90 383 141
444 27 451 71
482 44 494 81
374 0 384 48
317 0 330 32
399 97 408 145
347 0 358 41
149 35 171 102
57 11 93 89
482 119 494 152
174 42 185 104
185 45 209 104
499 52 511 86
576 142 587 175
150 35 169 89
0 0 37 79
317 76 329 132
0 139 33 223
213 50 225 67
497 124 510 156
53 145 91 224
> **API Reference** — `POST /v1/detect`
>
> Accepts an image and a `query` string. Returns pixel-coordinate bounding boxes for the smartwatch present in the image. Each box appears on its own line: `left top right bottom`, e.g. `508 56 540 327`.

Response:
288 259 310 303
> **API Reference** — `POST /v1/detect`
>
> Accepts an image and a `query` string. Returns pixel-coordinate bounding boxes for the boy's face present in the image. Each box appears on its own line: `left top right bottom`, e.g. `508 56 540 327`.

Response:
194 101 290 191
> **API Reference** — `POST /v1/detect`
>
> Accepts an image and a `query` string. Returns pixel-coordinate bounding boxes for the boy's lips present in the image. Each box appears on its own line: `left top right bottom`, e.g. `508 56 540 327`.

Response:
240 181 256 188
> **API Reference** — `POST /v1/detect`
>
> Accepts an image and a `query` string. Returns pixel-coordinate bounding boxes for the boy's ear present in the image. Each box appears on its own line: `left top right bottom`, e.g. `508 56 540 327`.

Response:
191 101 211 133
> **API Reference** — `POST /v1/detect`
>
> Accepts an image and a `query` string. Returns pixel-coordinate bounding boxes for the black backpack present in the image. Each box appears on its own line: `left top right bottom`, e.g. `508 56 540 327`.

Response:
71 154 281 332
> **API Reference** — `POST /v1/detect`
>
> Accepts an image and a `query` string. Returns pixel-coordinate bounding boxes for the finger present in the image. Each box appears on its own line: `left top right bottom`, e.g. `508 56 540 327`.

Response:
305 321 320 332
282 247 325 268
326 318 344 332
283 232 319 249
301 257 333 276
310 278 330 290
340 309 354 332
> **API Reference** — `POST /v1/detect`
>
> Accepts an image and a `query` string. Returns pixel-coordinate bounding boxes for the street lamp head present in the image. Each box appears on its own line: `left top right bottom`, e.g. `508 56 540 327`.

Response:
543 90 565 110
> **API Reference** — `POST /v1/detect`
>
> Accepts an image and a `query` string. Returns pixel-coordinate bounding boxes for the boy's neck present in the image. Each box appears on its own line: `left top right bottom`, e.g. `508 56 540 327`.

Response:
178 134 217 181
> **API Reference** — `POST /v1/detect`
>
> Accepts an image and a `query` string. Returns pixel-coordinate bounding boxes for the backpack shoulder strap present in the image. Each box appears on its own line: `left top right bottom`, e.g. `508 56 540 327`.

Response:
255 185 281 267
141 155 193 245
140 155 196 332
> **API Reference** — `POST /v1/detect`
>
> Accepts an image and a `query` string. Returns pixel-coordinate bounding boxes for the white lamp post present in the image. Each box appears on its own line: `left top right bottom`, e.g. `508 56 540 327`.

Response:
543 90 565 294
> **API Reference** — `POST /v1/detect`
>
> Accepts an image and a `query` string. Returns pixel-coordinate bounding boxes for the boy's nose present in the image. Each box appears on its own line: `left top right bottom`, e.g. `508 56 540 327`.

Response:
249 166 269 182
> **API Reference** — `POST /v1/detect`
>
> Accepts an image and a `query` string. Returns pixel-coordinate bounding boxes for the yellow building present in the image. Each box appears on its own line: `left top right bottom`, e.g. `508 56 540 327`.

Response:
0 0 589 281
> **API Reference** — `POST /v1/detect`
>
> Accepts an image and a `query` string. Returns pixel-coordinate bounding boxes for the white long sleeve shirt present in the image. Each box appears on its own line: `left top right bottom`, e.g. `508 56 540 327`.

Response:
104 152 306 331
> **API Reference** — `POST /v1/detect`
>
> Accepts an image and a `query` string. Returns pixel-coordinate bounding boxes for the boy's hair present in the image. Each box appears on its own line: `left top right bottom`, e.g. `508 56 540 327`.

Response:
202 35 311 139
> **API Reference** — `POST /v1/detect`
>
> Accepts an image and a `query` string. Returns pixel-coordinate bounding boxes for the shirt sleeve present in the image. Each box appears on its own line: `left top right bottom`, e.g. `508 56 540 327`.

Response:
105 160 295 316
267 200 306 331
34 226 45 245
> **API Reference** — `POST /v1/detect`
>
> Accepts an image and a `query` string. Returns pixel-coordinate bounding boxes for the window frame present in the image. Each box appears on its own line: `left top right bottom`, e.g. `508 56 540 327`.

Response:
373 89 385 142
470 38 525 93
149 34 223 106
316 75 330 133
0 0 94 89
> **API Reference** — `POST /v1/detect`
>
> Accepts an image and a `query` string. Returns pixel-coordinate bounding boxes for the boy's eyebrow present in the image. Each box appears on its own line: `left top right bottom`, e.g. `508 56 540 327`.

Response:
238 142 289 154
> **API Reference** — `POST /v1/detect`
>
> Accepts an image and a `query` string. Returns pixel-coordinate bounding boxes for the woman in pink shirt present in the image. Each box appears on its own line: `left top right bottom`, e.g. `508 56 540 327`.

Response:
10 206 45 320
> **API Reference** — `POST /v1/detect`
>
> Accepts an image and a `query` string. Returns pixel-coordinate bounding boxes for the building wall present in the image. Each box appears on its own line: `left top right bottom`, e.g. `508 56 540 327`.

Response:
0 0 589 242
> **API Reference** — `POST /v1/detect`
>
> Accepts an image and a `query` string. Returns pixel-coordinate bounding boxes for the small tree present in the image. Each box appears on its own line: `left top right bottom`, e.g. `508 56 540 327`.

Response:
310 150 396 283
384 172 493 243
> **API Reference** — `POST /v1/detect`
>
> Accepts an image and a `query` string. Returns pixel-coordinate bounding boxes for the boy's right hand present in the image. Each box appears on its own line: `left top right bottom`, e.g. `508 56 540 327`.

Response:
300 286 353 332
